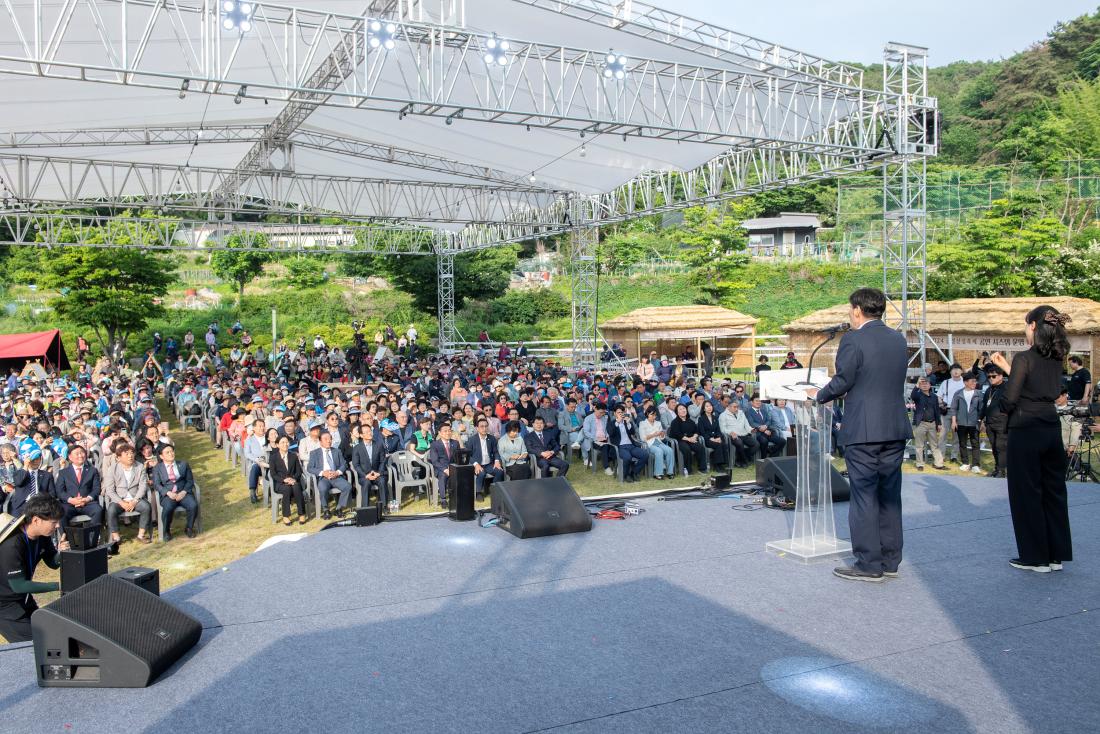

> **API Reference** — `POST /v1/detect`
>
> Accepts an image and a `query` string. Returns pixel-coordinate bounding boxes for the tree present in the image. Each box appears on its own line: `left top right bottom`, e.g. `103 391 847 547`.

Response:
677 203 755 304
928 193 1066 299
596 229 675 273
383 246 518 315
209 235 272 305
284 257 328 289
38 219 176 357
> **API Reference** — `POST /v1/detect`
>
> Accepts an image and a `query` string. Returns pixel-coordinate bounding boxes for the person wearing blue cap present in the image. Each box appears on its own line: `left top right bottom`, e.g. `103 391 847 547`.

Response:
10 443 54 517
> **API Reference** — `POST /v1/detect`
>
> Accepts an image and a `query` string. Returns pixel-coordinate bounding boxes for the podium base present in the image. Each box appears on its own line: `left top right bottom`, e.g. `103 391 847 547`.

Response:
766 536 853 564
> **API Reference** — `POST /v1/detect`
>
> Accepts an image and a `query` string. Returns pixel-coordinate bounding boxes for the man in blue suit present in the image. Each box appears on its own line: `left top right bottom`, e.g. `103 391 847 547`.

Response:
10 444 54 517
468 418 505 496
807 288 912 583
308 431 353 519
55 444 104 546
152 445 199 540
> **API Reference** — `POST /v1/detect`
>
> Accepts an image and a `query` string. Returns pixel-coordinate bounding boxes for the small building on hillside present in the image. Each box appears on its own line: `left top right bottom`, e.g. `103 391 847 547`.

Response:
783 296 1100 371
742 212 822 257
600 305 757 371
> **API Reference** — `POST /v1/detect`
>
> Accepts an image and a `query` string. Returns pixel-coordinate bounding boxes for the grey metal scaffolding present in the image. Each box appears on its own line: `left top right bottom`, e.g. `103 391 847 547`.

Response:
0 0 936 366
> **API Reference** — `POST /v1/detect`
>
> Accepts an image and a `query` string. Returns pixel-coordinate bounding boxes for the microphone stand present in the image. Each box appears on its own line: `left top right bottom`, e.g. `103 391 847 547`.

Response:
795 330 841 387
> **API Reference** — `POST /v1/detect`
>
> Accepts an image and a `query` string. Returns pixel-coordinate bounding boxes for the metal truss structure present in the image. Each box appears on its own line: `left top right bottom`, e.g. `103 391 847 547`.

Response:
881 43 937 361
0 0 936 363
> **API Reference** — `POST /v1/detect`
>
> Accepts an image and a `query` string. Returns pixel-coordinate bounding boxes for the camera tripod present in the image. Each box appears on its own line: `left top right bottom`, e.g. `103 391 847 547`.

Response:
1067 423 1099 483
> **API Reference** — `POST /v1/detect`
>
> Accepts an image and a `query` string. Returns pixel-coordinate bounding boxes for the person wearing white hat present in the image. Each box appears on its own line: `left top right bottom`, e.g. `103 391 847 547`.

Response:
0 494 67 642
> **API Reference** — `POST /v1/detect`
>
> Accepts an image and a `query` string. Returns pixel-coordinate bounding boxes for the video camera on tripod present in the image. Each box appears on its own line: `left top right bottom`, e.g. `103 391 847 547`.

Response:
1057 401 1100 420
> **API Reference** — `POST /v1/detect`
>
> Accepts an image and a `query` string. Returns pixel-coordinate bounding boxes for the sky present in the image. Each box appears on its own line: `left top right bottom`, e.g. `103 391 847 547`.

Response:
669 1 1099 65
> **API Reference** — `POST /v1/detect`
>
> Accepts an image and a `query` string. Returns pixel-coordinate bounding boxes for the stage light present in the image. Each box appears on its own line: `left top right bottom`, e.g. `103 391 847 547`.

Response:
529 172 537 183
602 50 628 80
178 78 190 99
368 19 397 51
579 144 587 158
221 0 254 33
484 34 512 66
233 85 247 104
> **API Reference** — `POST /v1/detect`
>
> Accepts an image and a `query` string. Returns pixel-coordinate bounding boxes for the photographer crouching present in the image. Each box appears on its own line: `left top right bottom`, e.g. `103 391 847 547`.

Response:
989 305 1075 574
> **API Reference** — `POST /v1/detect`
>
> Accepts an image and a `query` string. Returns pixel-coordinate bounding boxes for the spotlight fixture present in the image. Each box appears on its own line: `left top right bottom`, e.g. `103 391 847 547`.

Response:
221 0 253 33
233 85 247 104
579 144 587 158
178 78 190 99
528 172 537 183
368 19 397 50
601 50 628 80
483 34 511 66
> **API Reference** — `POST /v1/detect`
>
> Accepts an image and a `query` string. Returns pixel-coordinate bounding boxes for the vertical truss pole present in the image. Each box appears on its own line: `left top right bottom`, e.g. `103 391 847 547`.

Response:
437 250 457 355
882 43 934 364
569 199 599 372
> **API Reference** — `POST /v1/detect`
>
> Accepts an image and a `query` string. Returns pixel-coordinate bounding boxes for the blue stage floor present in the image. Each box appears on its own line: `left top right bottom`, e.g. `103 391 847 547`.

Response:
1 474 1098 733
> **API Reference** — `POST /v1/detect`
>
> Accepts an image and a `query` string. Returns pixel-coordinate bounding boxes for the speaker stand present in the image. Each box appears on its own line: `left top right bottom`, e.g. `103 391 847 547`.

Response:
766 401 853 563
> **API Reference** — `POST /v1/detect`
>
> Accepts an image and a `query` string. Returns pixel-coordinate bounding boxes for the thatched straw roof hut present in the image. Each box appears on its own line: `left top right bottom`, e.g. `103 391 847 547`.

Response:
783 296 1100 370
601 305 758 370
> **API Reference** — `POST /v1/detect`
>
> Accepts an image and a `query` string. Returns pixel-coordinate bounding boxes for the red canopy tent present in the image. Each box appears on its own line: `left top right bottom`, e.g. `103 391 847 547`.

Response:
0 329 70 374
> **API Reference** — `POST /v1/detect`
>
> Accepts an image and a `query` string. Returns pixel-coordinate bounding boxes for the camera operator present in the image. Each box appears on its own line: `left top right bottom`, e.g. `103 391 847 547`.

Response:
989 305 1073 574
1066 356 1092 404
1055 389 1082 457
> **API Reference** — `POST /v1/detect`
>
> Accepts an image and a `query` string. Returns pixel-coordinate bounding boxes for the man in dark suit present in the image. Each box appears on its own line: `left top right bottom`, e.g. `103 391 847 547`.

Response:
808 288 912 582
468 418 505 496
351 427 390 512
10 446 54 517
525 416 569 477
152 445 199 540
54 444 104 546
308 432 353 519
428 424 460 506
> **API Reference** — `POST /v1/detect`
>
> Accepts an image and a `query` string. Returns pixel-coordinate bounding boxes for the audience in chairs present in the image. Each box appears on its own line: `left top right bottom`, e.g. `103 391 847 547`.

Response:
696 400 728 470
308 431 353 519
525 416 569 477
55 444 104 546
718 400 757 468
468 418 506 496
104 442 152 550
609 405 648 482
152 445 198 541
668 403 707 476
270 434 307 525
351 424 391 513
746 394 786 458
498 421 531 480
428 423 460 506
638 408 675 480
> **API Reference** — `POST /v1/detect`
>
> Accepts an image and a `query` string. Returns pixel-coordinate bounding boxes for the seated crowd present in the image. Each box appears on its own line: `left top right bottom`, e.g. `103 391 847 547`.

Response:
0 370 198 553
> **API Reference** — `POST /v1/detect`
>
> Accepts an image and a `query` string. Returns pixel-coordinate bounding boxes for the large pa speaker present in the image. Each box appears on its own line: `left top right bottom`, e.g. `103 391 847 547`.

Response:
448 464 476 522
31 574 201 688
490 477 592 539
755 456 850 502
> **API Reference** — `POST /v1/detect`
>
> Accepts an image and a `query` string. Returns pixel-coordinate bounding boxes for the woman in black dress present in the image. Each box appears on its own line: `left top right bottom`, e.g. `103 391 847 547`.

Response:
990 305 1073 573
696 400 727 469
668 403 707 476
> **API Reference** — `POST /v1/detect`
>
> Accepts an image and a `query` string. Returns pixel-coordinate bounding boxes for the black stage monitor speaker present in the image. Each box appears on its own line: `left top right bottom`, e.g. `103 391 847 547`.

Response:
111 566 160 596
490 477 592 539
32 574 201 688
60 546 109 595
355 504 382 526
448 464 476 522
755 456 850 502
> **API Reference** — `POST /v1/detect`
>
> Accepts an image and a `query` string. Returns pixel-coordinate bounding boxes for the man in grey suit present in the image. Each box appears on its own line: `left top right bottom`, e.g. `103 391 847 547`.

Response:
308 431 352 519
807 288 912 583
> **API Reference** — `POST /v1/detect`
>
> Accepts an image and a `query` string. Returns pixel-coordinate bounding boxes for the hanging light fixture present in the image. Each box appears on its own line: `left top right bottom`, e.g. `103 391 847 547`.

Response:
221 1 254 33
602 50 628 80
483 34 512 66
368 19 397 50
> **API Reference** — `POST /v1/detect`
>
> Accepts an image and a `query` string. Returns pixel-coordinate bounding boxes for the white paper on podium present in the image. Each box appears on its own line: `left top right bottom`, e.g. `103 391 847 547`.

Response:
757 369 830 401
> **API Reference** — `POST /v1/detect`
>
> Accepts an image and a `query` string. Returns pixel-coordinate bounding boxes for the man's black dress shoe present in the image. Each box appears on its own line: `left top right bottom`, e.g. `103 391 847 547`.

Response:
185 527 197 539
833 566 885 583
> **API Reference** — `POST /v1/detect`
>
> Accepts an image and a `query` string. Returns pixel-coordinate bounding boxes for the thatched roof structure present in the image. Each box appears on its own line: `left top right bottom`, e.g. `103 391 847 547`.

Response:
602 305 757 332
783 297 1100 335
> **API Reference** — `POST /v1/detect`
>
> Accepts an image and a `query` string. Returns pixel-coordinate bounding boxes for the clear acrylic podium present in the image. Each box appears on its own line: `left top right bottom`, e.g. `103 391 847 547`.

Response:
765 401 853 563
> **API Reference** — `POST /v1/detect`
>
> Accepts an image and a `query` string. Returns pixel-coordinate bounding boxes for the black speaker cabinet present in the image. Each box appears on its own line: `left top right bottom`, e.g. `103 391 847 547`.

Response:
111 566 160 596
755 456 850 502
60 546 109 595
355 504 381 526
448 464 476 522
32 574 201 688
490 477 592 539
